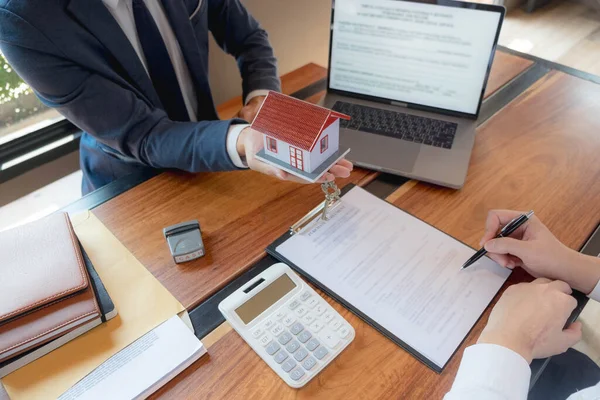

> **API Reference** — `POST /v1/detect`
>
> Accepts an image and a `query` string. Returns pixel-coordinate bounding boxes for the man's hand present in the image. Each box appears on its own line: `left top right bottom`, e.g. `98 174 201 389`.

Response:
478 278 581 363
480 210 600 293
237 96 266 123
236 127 353 183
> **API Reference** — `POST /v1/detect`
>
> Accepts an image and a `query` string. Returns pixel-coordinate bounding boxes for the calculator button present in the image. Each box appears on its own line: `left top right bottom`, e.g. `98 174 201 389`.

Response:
319 328 341 348
309 320 325 333
288 300 301 310
252 328 264 339
299 291 311 301
259 333 272 347
266 341 281 355
286 339 300 353
297 330 312 344
302 356 317 371
273 350 288 364
282 314 296 327
294 347 309 362
301 313 316 326
314 304 326 316
278 331 293 345
289 366 305 381
338 325 351 339
282 359 296 373
306 298 319 309
314 346 329 360
294 306 308 318
306 338 320 352
290 322 304 335
329 318 342 331
322 311 334 324
275 310 287 320
263 319 276 330
270 323 284 337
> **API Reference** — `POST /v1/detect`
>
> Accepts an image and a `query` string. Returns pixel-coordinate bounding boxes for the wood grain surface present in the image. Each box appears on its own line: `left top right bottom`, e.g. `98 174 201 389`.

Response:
485 51 534 97
150 70 600 399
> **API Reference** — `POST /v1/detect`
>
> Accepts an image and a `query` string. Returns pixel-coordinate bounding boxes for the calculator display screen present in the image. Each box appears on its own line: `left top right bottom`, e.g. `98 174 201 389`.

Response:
235 274 296 324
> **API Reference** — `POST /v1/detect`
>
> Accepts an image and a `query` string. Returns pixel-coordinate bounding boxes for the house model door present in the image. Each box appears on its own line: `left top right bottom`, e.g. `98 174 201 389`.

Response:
289 147 304 171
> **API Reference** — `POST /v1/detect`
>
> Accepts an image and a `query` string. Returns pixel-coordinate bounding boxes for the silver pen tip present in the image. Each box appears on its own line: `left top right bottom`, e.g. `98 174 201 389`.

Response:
525 210 534 218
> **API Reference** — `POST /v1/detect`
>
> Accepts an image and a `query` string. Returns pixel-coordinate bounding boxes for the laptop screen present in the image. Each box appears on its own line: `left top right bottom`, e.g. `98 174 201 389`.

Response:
329 0 503 116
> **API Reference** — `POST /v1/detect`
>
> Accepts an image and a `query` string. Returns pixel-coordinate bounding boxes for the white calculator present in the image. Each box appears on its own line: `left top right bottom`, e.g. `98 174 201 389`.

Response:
218 263 355 388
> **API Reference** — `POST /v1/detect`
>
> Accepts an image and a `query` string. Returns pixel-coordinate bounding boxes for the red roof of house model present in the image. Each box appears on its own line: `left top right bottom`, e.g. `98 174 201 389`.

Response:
251 91 350 151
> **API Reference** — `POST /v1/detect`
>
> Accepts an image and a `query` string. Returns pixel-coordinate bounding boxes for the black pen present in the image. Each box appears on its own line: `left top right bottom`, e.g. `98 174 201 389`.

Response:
460 210 534 270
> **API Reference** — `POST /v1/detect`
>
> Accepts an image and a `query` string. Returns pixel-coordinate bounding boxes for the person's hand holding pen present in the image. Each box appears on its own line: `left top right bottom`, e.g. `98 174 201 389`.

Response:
480 210 600 295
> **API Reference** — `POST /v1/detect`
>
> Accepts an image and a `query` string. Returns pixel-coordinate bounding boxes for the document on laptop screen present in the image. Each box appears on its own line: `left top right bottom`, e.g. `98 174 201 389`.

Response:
276 186 510 369
329 0 502 115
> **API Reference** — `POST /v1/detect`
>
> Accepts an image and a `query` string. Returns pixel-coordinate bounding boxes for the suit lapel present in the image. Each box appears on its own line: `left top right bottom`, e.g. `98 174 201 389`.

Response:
160 0 217 119
66 0 162 107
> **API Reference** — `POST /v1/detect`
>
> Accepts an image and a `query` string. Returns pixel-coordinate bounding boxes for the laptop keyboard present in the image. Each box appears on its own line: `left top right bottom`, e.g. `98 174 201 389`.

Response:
332 101 458 149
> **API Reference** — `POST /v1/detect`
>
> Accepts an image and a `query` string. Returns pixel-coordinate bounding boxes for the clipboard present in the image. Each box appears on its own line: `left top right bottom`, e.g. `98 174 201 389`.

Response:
266 183 498 373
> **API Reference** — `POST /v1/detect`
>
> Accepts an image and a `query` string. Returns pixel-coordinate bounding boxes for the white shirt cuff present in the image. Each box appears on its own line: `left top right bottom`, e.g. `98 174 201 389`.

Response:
226 124 249 169
589 279 600 302
245 90 271 105
445 344 530 400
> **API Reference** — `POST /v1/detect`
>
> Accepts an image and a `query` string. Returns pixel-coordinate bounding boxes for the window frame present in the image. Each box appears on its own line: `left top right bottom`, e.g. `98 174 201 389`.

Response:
320 135 329 154
267 137 278 153
0 118 80 184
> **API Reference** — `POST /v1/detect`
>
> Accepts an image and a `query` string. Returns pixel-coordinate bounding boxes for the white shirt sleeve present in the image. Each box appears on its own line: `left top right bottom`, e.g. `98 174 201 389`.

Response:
444 344 531 400
588 279 600 303
245 89 271 105
226 124 250 168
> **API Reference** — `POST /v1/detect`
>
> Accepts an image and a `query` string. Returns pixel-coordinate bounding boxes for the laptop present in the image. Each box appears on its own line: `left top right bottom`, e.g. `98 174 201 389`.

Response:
322 0 505 188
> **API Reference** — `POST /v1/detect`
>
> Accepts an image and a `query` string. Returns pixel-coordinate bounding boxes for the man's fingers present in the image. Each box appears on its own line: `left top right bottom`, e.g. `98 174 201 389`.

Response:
328 165 351 178
487 253 512 268
480 210 526 246
532 277 552 284
548 280 573 295
336 159 354 170
561 321 583 348
484 237 528 258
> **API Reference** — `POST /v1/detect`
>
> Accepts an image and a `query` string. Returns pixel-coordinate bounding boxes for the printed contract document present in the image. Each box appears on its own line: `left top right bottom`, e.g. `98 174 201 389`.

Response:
276 186 510 369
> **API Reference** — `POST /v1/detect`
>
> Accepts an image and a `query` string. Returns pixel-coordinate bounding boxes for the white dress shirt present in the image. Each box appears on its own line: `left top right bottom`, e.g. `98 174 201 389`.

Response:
445 279 600 400
102 0 269 168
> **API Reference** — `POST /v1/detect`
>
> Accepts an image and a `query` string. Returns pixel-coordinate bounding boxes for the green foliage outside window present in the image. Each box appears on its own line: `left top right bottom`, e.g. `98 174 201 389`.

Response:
0 50 46 131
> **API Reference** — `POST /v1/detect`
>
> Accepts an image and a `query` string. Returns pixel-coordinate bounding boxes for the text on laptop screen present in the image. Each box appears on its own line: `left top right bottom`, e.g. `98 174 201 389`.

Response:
330 0 501 115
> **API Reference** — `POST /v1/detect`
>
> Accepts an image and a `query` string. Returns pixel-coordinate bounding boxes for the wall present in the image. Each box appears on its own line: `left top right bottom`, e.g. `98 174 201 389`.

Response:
308 119 339 172
208 0 332 105
0 151 80 207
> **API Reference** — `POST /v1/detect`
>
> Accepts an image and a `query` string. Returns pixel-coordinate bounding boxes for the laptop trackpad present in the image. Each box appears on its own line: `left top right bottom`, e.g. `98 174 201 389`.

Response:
341 129 420 173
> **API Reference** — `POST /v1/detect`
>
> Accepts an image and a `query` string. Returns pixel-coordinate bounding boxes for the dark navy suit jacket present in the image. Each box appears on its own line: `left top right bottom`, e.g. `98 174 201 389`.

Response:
0 0 281 193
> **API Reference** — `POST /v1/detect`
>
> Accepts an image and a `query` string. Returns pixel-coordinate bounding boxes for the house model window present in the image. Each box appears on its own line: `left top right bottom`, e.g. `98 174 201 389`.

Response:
320 135 328 154
250 91 350 180
267 137 277 153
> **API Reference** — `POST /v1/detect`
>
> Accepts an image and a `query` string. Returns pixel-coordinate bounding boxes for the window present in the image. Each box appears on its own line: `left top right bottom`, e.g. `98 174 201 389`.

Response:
0 50 63 147
320 135 328 153
267 137 277 153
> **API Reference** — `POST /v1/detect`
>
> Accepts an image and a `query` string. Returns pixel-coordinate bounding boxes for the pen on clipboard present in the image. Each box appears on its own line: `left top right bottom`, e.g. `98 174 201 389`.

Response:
460 210 535 270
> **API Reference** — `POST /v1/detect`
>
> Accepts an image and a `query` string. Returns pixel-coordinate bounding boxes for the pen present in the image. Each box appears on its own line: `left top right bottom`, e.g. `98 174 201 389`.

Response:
460 210 535 270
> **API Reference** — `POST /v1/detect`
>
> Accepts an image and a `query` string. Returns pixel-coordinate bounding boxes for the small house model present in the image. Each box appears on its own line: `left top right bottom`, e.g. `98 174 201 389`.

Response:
251 91 351 180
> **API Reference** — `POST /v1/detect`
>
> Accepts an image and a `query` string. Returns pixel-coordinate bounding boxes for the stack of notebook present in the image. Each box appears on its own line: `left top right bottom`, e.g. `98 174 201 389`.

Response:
0 212 117 378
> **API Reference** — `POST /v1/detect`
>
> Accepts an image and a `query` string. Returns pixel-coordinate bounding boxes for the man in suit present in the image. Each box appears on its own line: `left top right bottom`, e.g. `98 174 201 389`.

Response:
0 0 352 193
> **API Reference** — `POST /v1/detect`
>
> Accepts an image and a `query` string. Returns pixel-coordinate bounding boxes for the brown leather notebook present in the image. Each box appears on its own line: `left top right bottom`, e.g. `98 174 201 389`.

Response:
0 212 101 363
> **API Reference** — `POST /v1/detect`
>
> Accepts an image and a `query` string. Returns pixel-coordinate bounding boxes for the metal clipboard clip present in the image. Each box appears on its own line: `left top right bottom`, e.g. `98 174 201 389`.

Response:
290 181 342 235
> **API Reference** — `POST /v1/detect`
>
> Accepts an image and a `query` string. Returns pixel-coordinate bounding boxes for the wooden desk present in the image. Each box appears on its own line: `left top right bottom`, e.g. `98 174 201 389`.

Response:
147 57 600 397
92 50 532 311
